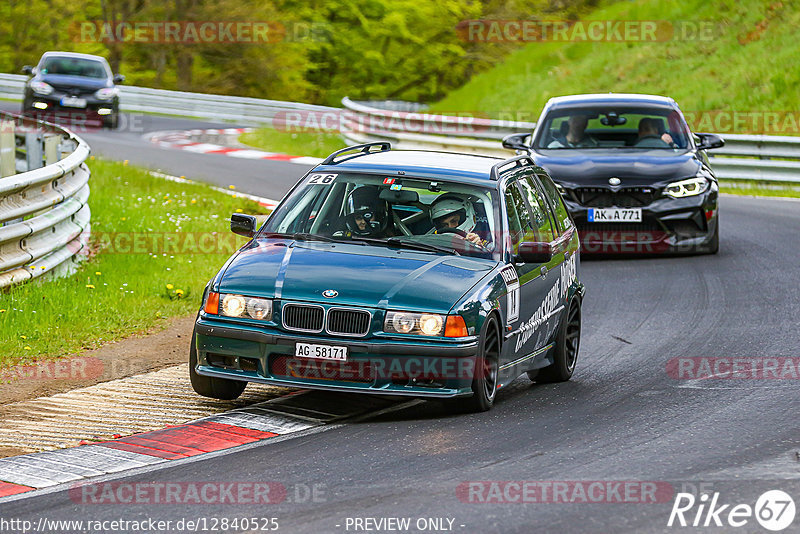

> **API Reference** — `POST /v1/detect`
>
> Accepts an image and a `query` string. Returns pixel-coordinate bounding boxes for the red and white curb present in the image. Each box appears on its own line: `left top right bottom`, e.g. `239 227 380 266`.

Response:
147 128 323 166
0 390 401 498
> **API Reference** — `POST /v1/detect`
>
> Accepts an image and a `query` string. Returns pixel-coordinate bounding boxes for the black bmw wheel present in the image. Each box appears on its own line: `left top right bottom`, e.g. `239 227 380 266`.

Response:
536 298 581 383
189 330 247 400
458 315 501 413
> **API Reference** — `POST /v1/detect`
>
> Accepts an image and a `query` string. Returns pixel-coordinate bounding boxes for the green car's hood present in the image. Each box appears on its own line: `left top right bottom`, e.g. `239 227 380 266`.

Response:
216 239 496 313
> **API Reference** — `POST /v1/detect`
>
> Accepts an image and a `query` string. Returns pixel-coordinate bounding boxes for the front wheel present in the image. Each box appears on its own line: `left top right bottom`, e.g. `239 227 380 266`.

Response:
189 330 246 400
536 298 581 383
455 315 501 413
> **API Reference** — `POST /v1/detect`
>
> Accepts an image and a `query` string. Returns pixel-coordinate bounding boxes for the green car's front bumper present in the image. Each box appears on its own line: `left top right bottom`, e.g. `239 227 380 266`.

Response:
194 318 481 398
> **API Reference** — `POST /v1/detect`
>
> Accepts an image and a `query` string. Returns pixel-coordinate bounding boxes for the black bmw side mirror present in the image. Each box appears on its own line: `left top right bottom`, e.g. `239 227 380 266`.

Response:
231 213 257 237
22 65 33 75
695 132 724 150
502 132 531 154
517 241 554 264
113 74 126 84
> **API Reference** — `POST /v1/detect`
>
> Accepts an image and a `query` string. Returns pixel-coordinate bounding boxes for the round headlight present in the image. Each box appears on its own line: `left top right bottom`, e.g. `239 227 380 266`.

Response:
392 313 415 334
418 314 443 336
246 298 271 320
221 294 246 317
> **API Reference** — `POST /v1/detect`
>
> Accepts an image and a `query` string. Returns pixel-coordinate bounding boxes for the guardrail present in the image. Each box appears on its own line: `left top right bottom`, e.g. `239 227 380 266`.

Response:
0 73 337 126
342 99 800 183
0 112 91 288
3 72 800 183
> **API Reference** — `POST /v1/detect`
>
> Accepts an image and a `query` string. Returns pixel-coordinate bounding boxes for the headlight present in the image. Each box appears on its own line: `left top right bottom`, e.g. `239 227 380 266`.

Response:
208 293 272 321
385 311 444 336
94 87 119 100
30 81 53 95
664 177 710 198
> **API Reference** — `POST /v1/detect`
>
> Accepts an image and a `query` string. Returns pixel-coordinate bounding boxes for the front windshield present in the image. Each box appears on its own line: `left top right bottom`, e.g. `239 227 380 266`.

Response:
534 106 692 150
262 172 501 260
40 57 109 79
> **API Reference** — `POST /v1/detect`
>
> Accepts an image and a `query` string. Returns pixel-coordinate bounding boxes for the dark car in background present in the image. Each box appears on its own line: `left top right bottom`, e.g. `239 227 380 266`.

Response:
503 94 724 254
22 51 124 129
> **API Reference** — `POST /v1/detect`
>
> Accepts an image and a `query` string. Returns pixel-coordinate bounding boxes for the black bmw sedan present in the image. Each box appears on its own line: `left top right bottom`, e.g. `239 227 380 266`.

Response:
503 94 724 254
21 51 124 129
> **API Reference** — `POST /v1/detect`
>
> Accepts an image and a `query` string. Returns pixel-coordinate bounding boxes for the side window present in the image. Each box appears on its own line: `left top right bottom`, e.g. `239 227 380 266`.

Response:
518 176 556 243
537 172 573 233
504 182 530 251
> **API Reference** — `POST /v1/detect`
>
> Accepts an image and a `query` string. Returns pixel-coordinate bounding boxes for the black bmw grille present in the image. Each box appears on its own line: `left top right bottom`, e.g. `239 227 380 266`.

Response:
327 309 371 337
571 187 658 208
282 304 324 332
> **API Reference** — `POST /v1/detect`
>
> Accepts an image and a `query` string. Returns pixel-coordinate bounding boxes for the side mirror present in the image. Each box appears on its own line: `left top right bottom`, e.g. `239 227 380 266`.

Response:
695 132 724 150
231 213 257 237
22 65 33 75
502 132 531 153
517 241 553 264
113 74 125 84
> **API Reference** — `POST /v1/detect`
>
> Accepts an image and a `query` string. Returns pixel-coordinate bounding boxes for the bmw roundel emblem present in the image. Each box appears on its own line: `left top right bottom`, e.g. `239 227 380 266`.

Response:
608 177 621 186
322 289 338 298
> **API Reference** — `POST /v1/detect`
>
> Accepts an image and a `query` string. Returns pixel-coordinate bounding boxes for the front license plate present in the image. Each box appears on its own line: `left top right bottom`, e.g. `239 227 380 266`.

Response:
295 343 348 361
60 97 87 108
588 208 642 222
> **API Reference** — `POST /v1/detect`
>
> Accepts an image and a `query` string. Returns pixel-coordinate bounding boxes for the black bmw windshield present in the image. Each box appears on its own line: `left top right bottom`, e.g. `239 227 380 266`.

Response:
534 106 692 151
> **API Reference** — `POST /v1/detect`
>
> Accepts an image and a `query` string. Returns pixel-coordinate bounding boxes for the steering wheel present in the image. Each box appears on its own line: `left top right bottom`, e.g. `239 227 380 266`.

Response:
436 227 467 237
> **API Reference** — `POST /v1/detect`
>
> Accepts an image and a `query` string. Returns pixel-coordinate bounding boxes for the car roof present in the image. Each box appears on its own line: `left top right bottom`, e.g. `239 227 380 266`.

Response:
545 93 678 110
40 51 109 64
312 149 509 185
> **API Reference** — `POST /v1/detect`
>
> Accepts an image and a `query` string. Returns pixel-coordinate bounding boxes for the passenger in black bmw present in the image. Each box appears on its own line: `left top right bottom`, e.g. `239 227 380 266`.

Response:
503 93 724 254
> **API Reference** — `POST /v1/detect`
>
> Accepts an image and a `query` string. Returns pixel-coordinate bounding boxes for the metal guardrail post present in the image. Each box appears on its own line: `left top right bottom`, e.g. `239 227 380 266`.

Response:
0 120 14 178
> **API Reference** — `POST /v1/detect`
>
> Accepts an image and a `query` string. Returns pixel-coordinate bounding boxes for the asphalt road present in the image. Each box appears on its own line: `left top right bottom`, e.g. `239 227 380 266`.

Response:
2 108 800 533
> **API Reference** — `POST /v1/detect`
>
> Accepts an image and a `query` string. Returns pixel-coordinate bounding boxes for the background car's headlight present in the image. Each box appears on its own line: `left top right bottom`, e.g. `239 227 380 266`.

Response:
664 177 710 198
206 292 272 321
30 81 53 95
385 311 444 336
94 87 119 100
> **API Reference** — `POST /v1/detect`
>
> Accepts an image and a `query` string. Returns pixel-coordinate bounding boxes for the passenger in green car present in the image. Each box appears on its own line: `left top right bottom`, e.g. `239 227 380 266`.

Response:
333 185 394 238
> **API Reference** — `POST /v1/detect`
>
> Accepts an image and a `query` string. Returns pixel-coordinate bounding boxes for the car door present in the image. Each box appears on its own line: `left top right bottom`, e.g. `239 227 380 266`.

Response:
500 173 560 365
516 173 566 344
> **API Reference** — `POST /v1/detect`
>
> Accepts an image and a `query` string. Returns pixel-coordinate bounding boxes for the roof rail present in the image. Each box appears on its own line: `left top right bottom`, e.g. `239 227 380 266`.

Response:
490 155 536 181
321 142 392 165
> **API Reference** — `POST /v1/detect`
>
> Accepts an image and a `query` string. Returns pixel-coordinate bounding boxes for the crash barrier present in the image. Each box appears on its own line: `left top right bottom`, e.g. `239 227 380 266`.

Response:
0 73 337 126
340 99 800 183
0 111 91 288
2 73 798 182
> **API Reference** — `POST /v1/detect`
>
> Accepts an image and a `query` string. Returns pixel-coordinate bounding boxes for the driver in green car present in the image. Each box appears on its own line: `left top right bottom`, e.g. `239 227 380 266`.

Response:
430 194 485 246
333 185 394 238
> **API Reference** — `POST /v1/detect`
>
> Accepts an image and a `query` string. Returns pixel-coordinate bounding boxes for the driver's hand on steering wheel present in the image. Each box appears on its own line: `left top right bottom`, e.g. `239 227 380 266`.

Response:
465 232 482 245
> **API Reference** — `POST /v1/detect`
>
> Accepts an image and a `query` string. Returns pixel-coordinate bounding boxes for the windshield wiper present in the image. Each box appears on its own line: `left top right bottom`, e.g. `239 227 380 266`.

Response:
349 236 459 256
260 232 337 243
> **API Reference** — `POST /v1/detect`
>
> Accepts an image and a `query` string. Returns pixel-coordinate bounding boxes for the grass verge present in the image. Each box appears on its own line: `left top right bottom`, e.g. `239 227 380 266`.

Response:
0 158 270 368
239 128 346 159
719 179 800 198
431 0 800 134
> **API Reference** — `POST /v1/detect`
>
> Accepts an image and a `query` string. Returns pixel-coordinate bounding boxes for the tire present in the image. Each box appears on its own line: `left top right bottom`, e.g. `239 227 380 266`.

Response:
189 330 246 400
707 221 719 255
536 298 581 383
454 315 501 413
103 113 119 130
